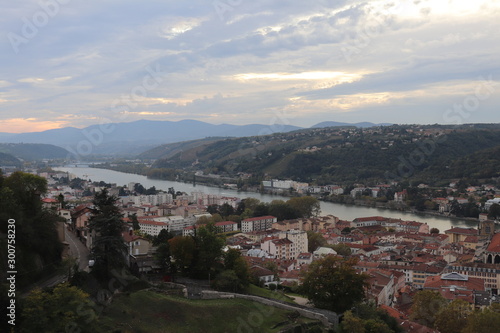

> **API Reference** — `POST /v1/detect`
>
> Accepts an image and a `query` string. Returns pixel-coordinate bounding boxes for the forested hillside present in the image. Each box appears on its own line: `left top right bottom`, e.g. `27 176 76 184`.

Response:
0 143 69 160
0 152 22 167
148 124 500 185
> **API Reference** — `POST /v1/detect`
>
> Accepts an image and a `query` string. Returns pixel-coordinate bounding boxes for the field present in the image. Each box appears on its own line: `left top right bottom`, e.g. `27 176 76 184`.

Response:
98 289 324 333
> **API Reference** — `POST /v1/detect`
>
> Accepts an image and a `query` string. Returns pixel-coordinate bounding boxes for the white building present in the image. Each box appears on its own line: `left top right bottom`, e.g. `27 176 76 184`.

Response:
278 230 308 259
241 216 277 232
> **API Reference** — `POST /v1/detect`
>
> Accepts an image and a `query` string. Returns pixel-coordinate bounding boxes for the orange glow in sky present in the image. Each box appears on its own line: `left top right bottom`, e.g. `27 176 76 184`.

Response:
0 118 67 133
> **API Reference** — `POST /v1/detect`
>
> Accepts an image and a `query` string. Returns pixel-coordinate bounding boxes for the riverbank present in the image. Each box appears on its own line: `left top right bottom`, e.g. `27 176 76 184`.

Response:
56 166 478 231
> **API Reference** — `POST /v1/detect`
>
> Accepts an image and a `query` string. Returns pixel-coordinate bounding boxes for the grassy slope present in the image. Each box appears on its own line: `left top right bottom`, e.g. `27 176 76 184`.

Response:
246 284 296 304
98 290 319 333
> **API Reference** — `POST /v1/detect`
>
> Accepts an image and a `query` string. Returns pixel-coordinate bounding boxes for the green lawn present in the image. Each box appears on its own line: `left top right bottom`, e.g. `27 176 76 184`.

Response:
246 284 296 304
97 290 321 333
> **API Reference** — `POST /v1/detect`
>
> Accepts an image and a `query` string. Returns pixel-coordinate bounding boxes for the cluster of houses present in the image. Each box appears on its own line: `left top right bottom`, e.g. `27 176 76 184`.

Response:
36 170 500 333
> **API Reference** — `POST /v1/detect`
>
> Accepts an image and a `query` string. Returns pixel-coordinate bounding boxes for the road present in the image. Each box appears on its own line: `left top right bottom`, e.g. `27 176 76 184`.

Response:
65 225 90 272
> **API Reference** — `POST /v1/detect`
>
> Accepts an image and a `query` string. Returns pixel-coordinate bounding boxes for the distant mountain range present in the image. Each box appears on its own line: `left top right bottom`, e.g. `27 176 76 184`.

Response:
0 119 390 157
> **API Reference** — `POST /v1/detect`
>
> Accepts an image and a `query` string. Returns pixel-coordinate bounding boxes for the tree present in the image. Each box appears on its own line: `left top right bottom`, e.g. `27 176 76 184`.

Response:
169 236 196 274
269 200 299 221
462 306 500 333
430 228 440 234
212 270 244 292
130 213 140 230
21 283 97 333
222 248 250 289
88 189 128 282
489 203 500 220
409 290 447 328
219 203 235 217
253 202 270 217
287 196 320 218
300 256 368 313
434 299 471 333
192 224 226 278
341 311 365 333
329 243 352 257
307 230 327 252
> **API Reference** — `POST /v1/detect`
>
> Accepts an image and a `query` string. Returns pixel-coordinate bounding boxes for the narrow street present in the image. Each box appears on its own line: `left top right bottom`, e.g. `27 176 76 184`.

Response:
65 225 90 272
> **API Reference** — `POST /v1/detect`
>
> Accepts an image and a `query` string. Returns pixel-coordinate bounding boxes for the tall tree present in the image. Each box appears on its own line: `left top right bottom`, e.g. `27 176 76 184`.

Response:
88 189 128 282
300 256 368 313
409 290 447 328
434 299 471 333
307 230 327 252
169 236 196 274
287 196 320 218
462 305 500 333
192 224 226 278
21 283 97 333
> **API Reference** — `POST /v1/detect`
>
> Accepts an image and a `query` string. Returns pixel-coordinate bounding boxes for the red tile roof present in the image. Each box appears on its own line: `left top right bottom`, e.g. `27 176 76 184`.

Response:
215 221 237 226
444 227 477 235
242 215 276 222
486 233 500 252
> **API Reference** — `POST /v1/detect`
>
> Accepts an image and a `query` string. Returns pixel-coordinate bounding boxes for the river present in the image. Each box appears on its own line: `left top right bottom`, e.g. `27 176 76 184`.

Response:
55 166 480 232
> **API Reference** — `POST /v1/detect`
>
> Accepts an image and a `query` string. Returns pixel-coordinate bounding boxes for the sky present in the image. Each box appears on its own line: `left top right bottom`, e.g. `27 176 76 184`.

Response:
1 0 499 133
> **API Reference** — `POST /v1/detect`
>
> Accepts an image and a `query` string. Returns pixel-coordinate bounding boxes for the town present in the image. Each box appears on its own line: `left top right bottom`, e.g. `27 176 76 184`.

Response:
12 167 500 332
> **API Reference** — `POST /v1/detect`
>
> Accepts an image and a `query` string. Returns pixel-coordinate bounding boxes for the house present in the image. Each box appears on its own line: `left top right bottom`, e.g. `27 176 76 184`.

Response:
445 262 500 293
122 230 152 256
71 204 95 245
313 247 337 259
444 227 477 243
214 221 238 233
296 252 313 266
241 216 277 232
250 265 275 284
278 230 308 259
484 232 500 264
58 208 72 223
423 272 485 304
366 269 396 306
262 237 294 260
279 269 302 286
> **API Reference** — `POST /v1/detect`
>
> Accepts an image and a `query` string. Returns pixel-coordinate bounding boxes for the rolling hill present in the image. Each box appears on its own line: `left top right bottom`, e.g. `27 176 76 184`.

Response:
0 143 70 161
0 119 389 156
0 152 22 168
148 124 500 185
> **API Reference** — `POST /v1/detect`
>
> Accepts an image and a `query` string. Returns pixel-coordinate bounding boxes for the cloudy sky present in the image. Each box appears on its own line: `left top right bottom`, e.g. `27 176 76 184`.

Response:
1 0 499 133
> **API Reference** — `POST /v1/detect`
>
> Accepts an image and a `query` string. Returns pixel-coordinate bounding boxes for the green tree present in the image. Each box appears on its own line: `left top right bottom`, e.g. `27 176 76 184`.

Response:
341 311 365 333
462 305 500 333
169 236 196 274
212 270 244 292
434 299 471 333
430 228 440 234
192 224 225 278
409 290 447 328
307 230 327 252
287 196 320 218
130 213 140 230
489 203 500 220
21 283 97 333
0 172 62 287
88 189 128 283
300 256 368 313
329 243 352 257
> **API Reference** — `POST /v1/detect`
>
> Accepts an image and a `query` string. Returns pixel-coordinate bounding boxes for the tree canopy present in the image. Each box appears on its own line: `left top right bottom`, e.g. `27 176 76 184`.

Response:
300 256 368 313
